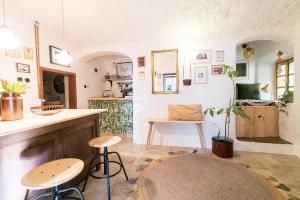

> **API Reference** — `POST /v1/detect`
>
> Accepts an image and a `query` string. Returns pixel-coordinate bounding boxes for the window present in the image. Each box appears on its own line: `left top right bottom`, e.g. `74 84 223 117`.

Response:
163 73 176 92
276 58 294 100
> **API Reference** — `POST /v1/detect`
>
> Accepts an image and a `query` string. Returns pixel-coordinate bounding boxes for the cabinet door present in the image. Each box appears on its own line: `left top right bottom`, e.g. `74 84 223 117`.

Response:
254 107 266 137
265 106 279 137
236 107 254 138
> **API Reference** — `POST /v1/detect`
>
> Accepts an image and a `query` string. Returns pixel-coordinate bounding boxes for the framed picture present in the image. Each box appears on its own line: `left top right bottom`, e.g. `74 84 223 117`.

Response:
211 64 225 75
194 50 211 63
138 71 145 80
236 61 249 79
49 45 70 67
215 51 224 62
115 62 133 77
137 56 145 67
5 49 20 58
16 63 30 73
24 47 34 60
194 66 208 84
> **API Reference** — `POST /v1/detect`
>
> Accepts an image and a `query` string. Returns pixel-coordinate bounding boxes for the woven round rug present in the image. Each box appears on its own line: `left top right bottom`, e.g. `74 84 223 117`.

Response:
138 154 282 200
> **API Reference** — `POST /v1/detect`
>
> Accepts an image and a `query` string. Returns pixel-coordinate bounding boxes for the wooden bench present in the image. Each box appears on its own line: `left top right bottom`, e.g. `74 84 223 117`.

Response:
146 118 206 151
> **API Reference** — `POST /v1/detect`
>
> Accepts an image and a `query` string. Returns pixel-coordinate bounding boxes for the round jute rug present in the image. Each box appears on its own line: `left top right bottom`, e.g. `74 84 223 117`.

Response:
138 154 283 200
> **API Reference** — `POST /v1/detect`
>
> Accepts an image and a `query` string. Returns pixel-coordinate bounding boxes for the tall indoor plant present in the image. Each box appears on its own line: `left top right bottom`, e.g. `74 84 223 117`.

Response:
0 80 26 121
204 66 250 158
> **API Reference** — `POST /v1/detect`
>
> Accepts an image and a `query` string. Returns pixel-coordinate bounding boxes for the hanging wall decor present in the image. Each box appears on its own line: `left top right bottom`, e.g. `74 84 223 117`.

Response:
183 57 192 85
194 66 208 84
49 45 70 67
215 51 224 62
5 49 20 58
16 63 30 73
211 64 225 75
23 47 34 60
194 50 211 64
137 56 145 67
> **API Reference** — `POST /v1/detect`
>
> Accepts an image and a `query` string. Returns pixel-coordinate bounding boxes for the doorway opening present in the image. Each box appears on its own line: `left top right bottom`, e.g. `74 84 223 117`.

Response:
38 67 77 108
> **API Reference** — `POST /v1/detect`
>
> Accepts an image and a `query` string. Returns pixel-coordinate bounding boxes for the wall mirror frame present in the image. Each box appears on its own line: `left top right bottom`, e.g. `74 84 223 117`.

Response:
151 49 179 94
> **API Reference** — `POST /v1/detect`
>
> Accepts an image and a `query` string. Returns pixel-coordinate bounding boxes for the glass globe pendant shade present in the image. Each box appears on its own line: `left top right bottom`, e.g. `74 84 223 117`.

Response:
0 26 21 49
55 49 73 65
243 47 255 59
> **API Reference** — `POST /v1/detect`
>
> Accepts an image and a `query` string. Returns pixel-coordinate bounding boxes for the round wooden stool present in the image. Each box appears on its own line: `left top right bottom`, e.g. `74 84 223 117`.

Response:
82 135 128 200
21 158 85 200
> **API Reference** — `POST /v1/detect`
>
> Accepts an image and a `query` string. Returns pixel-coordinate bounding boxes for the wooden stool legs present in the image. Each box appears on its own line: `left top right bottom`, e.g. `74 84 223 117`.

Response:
31 185 84 200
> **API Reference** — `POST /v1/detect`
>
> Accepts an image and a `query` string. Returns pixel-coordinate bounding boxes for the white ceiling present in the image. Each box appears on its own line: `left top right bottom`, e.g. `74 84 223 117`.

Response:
5 0 300 50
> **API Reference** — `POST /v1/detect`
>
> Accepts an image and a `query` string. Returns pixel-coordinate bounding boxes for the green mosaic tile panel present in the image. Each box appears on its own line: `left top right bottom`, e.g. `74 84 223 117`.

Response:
88 100 133 135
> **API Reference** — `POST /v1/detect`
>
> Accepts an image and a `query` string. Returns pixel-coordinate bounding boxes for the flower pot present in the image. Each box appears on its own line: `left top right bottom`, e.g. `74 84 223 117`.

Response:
212 136 234 158
0 92 23 121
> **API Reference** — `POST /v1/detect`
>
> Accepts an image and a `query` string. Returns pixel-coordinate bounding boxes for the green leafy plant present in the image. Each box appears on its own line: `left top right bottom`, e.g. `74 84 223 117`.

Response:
204 66 250 142
1 80 26 94
277 91 293 114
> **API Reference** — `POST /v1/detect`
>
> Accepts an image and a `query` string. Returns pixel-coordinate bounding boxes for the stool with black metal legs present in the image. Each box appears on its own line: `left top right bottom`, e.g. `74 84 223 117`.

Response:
82 135 129 200
21 158 85 200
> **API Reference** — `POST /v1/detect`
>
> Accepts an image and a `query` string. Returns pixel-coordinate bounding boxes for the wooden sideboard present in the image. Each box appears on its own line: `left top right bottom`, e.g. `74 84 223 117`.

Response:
0 112 101 200
236 106 279 138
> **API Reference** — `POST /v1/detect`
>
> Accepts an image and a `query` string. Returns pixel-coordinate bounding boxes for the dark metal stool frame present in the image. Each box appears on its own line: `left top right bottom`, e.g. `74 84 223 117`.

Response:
30 185 84 200
82 147 129 200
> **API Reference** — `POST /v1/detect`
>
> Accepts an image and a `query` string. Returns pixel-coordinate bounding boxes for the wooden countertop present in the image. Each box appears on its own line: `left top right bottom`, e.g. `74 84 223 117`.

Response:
0 109 107 138
88 97 133 101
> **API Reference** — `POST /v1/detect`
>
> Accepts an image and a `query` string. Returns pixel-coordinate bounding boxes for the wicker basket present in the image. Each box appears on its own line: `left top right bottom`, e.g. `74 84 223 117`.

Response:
30 105 64 116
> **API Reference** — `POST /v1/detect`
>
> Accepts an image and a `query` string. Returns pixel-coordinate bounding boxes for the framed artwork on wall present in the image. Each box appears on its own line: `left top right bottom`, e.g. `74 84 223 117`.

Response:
194 50 211 63
215 51 224 62
16 63 30 73
236 61 249 79
211 64 225 75
138 71 145 80
194 66 208 84
24 47 34 60
137 56 145 67
5 49 20 58
49 45 70 67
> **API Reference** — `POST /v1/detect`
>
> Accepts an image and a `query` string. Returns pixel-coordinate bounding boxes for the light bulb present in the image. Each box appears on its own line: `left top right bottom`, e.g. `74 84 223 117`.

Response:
0 26 21 49
55 49 73 65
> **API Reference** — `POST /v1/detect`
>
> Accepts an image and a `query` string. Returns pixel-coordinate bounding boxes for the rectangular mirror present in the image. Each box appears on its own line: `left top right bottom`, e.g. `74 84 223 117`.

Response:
151 49 179 94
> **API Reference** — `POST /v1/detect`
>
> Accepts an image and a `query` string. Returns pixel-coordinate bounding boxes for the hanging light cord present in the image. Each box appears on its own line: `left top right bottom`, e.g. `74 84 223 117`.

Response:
61 0 65 46
2 0 6 26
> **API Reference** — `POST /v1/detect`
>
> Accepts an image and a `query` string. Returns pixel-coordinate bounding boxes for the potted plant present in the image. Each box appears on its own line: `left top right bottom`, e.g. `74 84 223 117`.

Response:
0 80 26 121
204 66 250 158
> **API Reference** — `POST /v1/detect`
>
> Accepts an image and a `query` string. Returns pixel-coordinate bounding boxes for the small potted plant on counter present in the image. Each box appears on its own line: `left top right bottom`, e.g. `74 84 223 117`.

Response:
0 80 26 121
204 66 250 158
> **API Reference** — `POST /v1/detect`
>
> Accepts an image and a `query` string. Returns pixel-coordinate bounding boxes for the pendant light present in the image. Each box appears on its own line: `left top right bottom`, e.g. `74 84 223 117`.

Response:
242 43 255 60
0 0 21 49
55 0 73 65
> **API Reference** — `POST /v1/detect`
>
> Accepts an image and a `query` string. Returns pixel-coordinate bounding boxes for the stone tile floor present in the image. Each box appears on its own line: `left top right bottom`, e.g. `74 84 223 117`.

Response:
80 137 300 200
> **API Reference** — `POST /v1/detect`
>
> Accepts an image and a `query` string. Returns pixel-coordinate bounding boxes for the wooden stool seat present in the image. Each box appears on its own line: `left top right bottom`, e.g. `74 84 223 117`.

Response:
21 158 84 190
89 135 122 148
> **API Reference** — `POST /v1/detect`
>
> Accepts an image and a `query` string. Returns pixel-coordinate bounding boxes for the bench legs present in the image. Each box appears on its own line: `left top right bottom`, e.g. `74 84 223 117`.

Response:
146 122 154 150
197 124 206 153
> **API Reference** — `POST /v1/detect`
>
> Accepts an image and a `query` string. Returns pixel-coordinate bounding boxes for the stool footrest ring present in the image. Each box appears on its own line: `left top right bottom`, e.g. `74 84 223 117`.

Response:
89 160 123 179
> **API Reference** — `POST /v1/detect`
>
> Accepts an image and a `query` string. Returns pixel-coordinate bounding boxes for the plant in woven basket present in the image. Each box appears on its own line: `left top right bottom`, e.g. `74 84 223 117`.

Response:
204 66 250 158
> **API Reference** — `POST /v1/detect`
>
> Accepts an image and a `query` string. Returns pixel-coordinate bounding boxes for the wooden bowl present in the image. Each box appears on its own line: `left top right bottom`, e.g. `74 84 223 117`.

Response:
30 105 64 116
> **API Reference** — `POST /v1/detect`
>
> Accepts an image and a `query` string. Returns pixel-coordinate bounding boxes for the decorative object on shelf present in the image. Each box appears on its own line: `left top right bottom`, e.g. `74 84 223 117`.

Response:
23 47 34 60
16 63 30 73
194 50 211 63
236 61 248 79
242 43 255 59
5 49 20 58
0 0 21 49
137 56 145 67
182 57 192 86
211 64 225 75
105 73 111 80
261 83 270 93
53 0 73 66
276 50 284 63
215 51 224 62
139 71 145 80
30 105 64 116
204 66 250 158
0 80 26 121
194 66 208 84
49 45 70 67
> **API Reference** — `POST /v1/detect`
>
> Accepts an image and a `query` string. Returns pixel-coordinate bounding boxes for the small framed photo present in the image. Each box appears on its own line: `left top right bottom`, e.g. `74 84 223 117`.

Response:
194 66 208 84
236 61 249 79
194 50 211 63
5 49 20 58
211 64 225 75
138 71 145 80
16 63 30 73
137 56 145 67
49 45 70 67
215 51 224 62
24 47 34 60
